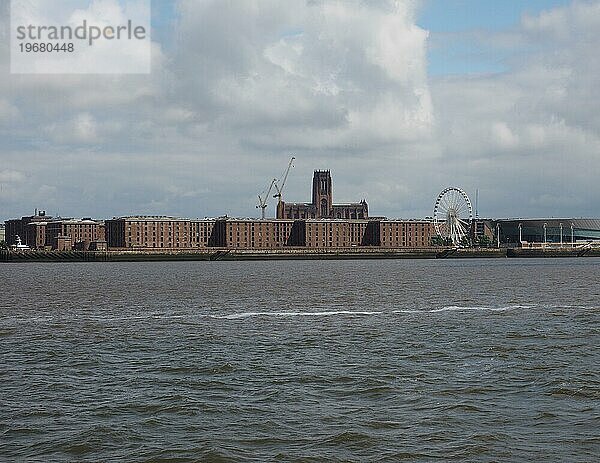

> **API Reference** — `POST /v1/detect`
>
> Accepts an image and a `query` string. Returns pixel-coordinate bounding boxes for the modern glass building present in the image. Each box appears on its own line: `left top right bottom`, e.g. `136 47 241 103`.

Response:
494 219 600 244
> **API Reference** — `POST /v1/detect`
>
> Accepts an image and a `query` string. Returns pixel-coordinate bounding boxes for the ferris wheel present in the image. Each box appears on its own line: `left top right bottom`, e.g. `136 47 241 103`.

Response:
433 187 473 246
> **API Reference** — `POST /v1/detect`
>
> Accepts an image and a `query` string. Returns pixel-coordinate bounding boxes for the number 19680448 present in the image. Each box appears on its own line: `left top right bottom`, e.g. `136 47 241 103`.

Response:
19 43 74 53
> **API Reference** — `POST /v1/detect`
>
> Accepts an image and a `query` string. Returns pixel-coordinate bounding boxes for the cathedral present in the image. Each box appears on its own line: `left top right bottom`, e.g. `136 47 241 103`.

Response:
276 170 369 220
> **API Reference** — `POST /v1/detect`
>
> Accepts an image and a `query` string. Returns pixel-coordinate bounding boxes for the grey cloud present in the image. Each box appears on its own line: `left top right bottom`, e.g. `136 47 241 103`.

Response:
0 0 599 222
428 1 600 217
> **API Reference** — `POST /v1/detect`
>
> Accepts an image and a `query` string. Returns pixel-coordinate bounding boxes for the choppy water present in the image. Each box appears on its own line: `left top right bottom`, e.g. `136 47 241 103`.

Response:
1 258 599 462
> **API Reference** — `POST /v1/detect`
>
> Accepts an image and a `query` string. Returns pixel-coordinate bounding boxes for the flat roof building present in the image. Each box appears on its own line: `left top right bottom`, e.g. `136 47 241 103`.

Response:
105 216 217 250
103 215 437 250
46 218 105 251
493 218 600 245
4 211 53 248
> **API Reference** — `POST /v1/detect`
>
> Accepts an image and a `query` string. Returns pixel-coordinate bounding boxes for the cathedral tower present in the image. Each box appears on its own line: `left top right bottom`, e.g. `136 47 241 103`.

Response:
312 170 333 218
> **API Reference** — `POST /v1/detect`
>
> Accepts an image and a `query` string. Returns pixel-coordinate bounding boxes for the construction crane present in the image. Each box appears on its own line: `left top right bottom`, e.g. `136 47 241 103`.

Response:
256 178 277 219
273 156 295 204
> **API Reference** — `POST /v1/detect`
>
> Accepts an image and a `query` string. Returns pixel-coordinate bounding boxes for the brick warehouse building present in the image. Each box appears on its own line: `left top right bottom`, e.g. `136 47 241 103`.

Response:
104 216 435 250
7 171 435 252
213 219 297 249
379 220 433 248
7 215 435 251
4 211 53 248
277 170 369 220
105 217 298 250
4 212 106 251
105 216 218 249
45 219 106 251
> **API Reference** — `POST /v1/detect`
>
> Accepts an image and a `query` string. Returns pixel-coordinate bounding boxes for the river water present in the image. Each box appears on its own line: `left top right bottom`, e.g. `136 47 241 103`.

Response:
1 258 599 462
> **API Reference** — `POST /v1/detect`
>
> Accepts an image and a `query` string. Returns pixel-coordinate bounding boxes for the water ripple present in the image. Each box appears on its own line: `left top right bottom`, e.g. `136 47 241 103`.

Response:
1 259 599 462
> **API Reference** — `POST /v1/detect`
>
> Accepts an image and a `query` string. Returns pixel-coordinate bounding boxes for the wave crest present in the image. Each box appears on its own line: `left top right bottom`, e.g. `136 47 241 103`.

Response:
212 305 530 319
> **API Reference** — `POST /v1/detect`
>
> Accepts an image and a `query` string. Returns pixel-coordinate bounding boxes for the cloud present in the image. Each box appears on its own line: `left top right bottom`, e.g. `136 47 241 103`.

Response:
0 98 20 124
0 170 26 183
426 1 600 217
0 0 599 221
177 0 431 156
10 0 152 73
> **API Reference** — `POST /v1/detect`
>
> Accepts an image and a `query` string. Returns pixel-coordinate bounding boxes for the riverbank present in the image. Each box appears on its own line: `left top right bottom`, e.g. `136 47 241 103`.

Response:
2 246 599 262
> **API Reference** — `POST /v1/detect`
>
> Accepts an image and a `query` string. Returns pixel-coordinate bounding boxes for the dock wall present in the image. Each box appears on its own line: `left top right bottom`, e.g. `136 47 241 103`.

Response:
2 246 598 262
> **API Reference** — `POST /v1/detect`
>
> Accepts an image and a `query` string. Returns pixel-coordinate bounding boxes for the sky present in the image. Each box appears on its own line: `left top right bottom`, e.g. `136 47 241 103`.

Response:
1 0 599 221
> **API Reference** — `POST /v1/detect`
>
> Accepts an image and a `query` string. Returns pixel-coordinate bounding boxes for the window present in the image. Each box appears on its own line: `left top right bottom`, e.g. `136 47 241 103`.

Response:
320 199 328 217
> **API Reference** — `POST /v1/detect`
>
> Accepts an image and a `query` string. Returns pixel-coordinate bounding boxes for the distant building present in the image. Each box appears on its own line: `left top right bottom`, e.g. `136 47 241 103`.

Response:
103 215 435 250
4 211 53 248
493 218 600 245
472 219 496 243
277 170 368 220
45 218 105 251
378 220 435 248
5 170 445 253
210 218 297 249
105 216 217 249
0 224 4 243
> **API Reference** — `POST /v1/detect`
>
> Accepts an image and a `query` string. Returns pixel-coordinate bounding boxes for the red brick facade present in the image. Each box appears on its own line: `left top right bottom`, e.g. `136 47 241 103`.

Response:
104 216 435 250
45 219 105 251
4 212 52 248
379 221 434 248
305 220 369 248
105 217 216 249
222 220 295 249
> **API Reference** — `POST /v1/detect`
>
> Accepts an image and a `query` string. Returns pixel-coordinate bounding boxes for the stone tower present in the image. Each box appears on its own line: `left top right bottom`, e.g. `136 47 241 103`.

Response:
312 170 333 218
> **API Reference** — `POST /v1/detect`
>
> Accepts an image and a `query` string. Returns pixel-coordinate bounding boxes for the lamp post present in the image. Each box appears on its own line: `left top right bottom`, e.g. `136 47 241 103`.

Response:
559 223 563 247
571 223 574 246
519 223 522 244
543 222 547 247
497 223 501 248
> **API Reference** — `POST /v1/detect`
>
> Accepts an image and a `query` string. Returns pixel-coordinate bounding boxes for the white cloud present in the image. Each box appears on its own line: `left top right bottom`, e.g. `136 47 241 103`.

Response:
0 0 599 221
172 0 432 146
491 122 519 149
0 99 20 124
11 0 152 74
427 1 600 217
0 170 26 183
